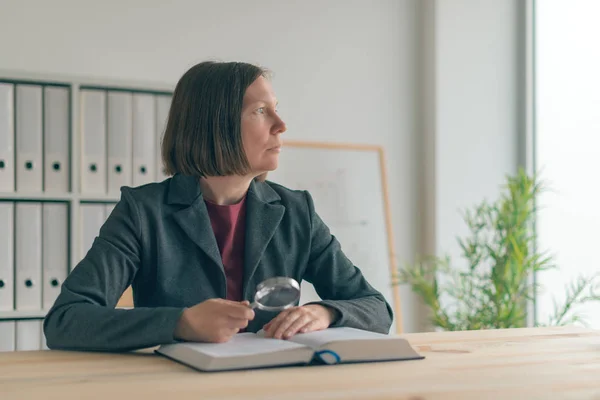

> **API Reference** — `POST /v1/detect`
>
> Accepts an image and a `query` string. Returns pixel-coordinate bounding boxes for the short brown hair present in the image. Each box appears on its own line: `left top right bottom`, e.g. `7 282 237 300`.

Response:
161 61 269 179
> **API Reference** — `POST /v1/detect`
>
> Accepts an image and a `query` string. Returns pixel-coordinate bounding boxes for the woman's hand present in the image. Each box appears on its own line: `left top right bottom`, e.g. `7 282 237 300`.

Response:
262 304 338 340
173 299 255 343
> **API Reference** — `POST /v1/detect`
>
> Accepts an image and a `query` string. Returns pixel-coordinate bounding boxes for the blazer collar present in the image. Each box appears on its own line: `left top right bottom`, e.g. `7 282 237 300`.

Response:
166 173 281 206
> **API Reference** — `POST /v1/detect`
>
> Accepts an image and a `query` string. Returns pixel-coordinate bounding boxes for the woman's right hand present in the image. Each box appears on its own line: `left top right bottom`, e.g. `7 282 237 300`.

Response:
173 298 255 343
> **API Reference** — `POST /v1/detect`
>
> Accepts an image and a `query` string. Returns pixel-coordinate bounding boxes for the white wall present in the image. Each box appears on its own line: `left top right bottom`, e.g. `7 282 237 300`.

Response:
417 0 524 329
0 0 424 331
435 0 523 256
0 0 525 333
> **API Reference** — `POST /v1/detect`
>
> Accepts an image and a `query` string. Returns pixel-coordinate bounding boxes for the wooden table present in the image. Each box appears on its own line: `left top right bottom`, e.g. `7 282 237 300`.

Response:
1 326 599 400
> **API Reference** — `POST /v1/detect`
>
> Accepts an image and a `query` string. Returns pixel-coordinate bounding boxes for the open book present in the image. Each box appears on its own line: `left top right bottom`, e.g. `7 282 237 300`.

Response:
155 327 424 372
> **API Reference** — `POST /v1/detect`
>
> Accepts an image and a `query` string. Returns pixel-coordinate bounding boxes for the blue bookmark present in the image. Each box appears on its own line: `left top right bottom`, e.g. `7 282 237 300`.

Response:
314 350 341 365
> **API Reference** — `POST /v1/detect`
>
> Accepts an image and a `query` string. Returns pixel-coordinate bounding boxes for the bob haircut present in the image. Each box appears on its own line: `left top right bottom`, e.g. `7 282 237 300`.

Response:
161 61 270 180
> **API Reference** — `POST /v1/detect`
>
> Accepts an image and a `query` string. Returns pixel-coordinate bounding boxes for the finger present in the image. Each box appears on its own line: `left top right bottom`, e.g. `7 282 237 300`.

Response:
263 309 290 329
263 308 291 328
282 314 313 339
299 319 324 334
262 321 276 337
262 321 276 338
227 316 250 330
272 310 303 340
263 309 294 336
218 298 250 309
215 327 239 343
225 303 255 320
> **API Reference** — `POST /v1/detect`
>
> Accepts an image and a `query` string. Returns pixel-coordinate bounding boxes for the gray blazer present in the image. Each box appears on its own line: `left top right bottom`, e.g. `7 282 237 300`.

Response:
43 174 393 352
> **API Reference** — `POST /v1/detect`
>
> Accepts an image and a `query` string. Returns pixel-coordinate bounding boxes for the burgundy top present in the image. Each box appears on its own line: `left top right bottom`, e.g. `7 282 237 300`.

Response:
204 196 247 302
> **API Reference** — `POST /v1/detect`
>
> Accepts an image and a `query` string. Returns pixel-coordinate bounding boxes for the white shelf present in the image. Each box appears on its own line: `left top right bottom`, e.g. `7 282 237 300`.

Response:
0 68 174 93
78 194 121 203
0 310 48 320
0 192 122 203
0 308 134 320
0 192 74 201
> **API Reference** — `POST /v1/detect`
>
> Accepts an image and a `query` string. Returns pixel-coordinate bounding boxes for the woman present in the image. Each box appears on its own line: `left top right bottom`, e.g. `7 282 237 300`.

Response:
43 61 393 352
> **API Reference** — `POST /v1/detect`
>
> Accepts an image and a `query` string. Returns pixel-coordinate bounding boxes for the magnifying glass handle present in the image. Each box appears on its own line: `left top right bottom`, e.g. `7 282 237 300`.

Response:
249 301 259 309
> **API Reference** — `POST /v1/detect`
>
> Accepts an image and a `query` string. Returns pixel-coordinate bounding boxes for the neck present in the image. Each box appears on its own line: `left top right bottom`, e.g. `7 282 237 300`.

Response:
199 175 254 205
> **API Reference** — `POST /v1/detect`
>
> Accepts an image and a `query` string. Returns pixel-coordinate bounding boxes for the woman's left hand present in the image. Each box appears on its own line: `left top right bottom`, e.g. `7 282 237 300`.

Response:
262 305 337 340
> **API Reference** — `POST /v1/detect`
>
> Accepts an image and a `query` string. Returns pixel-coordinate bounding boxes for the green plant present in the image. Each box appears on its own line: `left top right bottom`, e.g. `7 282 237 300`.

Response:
397 168 600 331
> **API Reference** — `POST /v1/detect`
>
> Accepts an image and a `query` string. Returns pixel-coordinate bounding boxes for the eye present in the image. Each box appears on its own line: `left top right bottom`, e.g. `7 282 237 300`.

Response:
256 107 265 114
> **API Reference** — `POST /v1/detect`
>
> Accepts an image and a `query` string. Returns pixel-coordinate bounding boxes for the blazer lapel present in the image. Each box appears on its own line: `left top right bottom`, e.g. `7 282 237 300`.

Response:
167 174 223 271
166 175 285 300
243 180 284 299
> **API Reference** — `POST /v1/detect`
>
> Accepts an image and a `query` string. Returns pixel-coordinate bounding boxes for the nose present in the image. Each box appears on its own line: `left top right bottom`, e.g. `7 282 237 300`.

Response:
272 113 286 135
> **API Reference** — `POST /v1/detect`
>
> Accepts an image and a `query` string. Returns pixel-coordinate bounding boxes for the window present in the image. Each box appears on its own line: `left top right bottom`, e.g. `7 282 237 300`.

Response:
535 0 600 328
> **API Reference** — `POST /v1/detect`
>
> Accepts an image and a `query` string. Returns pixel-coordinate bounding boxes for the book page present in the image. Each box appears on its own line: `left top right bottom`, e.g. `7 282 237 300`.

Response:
289 327 391 349
183 333 308 358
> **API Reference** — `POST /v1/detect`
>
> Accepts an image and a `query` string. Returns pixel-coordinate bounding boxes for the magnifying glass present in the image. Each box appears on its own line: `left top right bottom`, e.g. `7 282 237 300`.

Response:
250 277 301 312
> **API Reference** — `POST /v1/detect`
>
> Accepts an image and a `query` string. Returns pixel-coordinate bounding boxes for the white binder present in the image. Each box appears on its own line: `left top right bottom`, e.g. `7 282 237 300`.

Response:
80 204 105 261
132 93 156 187
44 86 70 192
105 203 115 219
15 202 42 310
16 85 43 192
16 320 41 351
0 202 14 311
0 321 15 352
155 95 171 182
80 90 107 194
40 321 48 350
107 92 133 194
0 83 15 192
42 203 68 310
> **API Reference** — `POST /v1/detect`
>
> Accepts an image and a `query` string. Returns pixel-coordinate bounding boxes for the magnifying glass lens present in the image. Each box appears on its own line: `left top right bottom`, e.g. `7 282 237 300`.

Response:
258 286 300 308
251 277 301 311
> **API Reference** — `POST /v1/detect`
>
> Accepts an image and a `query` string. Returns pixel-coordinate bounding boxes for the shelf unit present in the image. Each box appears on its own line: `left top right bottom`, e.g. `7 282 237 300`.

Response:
0 70 174 328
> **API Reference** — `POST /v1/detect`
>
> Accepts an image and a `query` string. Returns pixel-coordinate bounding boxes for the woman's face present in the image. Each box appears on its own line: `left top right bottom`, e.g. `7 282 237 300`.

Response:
240 76 287 176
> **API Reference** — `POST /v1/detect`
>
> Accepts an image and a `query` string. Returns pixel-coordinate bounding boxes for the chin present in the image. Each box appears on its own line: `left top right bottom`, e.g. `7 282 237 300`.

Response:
263 163 278 172
261 157 280 171
253 165 277 178
250 154 280 174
